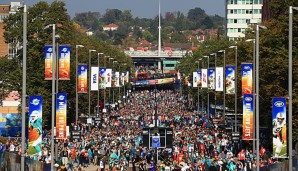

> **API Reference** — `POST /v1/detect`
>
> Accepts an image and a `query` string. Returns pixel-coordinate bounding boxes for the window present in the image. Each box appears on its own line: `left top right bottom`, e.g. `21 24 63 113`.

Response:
238 28 241 32
234 19 238 23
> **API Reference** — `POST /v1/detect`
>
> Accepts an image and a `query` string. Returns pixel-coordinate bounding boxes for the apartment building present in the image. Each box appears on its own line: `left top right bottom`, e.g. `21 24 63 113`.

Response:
0 2 21 58
226 0 263 40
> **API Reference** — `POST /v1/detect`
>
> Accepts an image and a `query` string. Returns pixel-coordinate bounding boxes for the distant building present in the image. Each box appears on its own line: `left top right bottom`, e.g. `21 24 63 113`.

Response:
103 23 118 31
226 0 263 40
0 2 22 58
86 31 93 36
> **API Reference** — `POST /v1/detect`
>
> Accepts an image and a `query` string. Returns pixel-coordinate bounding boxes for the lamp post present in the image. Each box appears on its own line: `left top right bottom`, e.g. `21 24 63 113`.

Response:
256 24 267 171
76 45 84 124
203 56 210 118
108 58 114 105
229 46 237 132
289 7 298 171
21 4 27 171
195 59 202 114
97 53 103 116
113 60 118 104
44 23 56 171
103 56 109 112
218 50 226 123
210 53 217 117
88 49 96 117
246 38 256 153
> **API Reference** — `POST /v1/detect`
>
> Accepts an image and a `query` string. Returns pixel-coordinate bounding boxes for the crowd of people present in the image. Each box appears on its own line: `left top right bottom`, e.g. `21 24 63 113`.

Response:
0 89 297 171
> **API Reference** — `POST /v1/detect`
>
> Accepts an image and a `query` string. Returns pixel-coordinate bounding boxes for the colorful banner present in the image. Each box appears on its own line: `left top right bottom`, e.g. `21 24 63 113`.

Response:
28 96 42 156
201 69 208 88
193 72 198 88
242 63 253 95
56 93 67 139
105 69 112 88
197 70 202 87
242 94 254 140
78 64 88 93
125 71 129 83
91 67 99 91
208 68 215 90
226 66 235 94
99 68 106 89
115 72 120 87
215 67 224 91
272 97 287 158
133 78 175 86
44 45 53 80
58 45 70 80
0 113 21 137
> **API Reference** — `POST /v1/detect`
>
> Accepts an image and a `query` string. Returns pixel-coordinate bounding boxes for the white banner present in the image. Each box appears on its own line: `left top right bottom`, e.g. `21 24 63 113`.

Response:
216 67 224 91
202 69 208 88
193 72 198 88
91 67 99 91
105 69 112 88
115 72 120 87
121 73 125 86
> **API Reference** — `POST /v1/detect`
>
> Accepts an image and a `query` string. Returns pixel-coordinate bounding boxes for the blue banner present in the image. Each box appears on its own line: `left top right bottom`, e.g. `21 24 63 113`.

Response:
241 63 253 95
44 45 53 80
242 94 253 140
56 93 67 139
152 136 161 148
78 64 88 93
208 68 215 89
226 66 235 94
58 45 70 80
272 97 287 158
28 96 42 156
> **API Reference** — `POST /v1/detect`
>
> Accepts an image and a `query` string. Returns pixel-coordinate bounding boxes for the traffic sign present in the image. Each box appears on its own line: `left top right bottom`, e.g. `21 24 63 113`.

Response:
168 51 173 57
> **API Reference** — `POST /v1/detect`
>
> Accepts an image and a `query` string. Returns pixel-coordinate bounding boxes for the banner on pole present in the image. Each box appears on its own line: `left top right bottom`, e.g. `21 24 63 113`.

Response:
193 72 198 88
91 67 99 91
115 72 120 87
125 71 129 83
152 136 161 148
78 64 88 93
28 96 42 156
120 73 125 86
58 45 70 80
56 93 67 139
272 97 287 158
105 69 112 88
242 94 254 140
44 45 53 80
99 68 106 89
201 69 208 88
226 66 235 94
208 68 215 90
241 63 253 95
215 67 224 91
196 70 201 87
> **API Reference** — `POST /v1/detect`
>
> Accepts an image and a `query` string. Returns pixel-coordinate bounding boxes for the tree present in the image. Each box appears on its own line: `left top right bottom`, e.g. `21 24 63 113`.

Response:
187 7 207 21
102 9 122 24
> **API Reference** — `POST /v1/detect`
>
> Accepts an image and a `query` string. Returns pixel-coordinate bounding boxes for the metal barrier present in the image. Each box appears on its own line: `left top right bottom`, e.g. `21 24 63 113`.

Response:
258 158 298 171
0 152 45 171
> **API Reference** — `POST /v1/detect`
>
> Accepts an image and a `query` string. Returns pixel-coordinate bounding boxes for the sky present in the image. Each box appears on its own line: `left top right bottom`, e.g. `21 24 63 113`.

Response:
2 0 225 19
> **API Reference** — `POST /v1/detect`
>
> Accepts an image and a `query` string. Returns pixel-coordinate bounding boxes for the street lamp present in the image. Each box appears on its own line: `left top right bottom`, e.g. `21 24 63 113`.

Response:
97 53 104 116
88 49 96 117
246 38 256 153
203 56 210 118
256 24 267 171
210 53 217 117
289 7 298 170
108 58 114 104
44 23 56 171
113 61 118 104
218 50 226 123
21 4 27 171
229 46 238 132
75 45 84 124
195 59 202 114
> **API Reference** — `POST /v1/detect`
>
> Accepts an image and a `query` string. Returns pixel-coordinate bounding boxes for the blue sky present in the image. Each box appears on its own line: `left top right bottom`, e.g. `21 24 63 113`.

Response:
2 0 225 18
